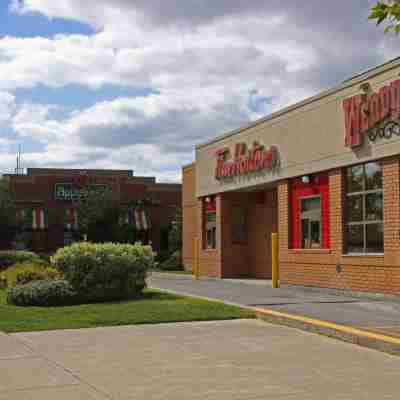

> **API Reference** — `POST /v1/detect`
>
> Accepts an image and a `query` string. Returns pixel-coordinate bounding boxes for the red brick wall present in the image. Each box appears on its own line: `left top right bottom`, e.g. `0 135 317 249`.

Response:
182 164 198 272
183 183 278 278
220 192 250 278
182 164 223 276
279 157 400 295
182 157 400 294
248 190 278 279
8 172 181 254
198 195 222 278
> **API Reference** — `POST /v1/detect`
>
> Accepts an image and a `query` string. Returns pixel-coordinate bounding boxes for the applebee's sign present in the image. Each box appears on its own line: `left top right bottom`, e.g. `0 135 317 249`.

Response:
343 79 400 148
215 142 280 181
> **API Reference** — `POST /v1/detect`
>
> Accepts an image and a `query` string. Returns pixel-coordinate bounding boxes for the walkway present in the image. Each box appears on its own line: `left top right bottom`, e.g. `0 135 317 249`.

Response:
3 320 400 399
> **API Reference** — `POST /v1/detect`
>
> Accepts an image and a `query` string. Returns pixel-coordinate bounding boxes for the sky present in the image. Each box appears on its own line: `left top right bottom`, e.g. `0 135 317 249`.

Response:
0 0 399 182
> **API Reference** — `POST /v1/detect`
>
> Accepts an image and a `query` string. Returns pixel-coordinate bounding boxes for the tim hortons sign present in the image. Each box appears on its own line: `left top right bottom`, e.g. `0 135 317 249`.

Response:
215 142 280 181
343 79 400 148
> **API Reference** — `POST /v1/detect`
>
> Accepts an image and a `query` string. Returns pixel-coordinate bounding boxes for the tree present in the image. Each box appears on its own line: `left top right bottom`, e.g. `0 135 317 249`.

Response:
0 177 18 245
370 1 400 33
168 207 182 254
76 186 129 243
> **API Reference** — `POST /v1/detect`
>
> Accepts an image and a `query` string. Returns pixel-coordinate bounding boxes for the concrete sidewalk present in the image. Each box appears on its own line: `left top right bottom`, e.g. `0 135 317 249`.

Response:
3 320 400 399
148 275 400 353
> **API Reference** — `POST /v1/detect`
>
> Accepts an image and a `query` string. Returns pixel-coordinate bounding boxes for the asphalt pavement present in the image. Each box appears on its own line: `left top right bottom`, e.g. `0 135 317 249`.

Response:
149 275 400 337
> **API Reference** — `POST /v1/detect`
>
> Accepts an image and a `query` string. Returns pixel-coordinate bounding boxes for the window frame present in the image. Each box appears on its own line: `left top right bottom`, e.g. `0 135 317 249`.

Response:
345 162 384 255
299 195 322 249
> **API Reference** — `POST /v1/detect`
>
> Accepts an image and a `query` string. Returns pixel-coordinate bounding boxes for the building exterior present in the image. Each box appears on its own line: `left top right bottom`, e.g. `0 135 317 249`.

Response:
4 168 181 254
183 57 400 295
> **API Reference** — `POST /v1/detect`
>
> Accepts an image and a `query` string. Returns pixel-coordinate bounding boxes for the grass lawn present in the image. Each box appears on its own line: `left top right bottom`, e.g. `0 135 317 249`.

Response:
0 289 254 333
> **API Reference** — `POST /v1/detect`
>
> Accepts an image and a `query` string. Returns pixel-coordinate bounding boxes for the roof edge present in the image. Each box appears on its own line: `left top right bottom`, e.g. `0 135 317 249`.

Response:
196 56 400 150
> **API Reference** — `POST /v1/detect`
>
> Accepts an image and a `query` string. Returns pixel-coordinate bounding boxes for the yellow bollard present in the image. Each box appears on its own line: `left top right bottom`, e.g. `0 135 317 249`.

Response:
272 233 279 288
194 237 200 280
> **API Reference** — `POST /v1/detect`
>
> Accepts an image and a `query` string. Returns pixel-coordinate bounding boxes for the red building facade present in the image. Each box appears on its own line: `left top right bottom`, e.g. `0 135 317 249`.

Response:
3 168 181 254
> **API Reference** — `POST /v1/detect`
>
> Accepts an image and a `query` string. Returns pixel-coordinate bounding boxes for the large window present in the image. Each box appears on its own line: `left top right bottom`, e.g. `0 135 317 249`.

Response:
204 197 216 249
346 162 383 254
300 196 322 249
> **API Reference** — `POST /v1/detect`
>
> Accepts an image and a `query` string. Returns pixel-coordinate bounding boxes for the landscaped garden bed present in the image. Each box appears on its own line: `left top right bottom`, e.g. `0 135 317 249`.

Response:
0 245 253 332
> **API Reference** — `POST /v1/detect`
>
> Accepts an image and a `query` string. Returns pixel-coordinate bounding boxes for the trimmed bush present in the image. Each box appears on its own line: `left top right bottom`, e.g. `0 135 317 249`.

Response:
158 252 184 272
0 251 41 271
2 262 62 288
7 280 79 307
51 242 154 302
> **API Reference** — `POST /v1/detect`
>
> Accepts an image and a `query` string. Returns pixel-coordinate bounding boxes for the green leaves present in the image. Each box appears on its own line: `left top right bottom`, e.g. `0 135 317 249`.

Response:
370 1 400 33
51 242 155 302
0 178 18 242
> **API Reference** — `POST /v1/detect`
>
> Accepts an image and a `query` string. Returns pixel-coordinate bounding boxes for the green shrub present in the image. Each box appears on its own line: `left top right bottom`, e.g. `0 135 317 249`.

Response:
2 262 62 288
51 242 155 302
158 252 184 272
0 251 41 271
7 280 79 307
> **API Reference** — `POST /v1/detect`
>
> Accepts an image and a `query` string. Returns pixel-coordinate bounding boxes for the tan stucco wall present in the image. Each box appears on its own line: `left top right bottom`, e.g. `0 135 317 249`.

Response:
196 59 400 197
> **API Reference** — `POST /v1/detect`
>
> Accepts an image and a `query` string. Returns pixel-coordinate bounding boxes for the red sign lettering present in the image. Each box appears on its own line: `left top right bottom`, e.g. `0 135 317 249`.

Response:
215 142 279 181
344 79 400 148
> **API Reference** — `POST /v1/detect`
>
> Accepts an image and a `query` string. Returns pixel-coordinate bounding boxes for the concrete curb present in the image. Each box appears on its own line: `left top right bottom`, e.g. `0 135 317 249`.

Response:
150 285 400 356
254 308 400 356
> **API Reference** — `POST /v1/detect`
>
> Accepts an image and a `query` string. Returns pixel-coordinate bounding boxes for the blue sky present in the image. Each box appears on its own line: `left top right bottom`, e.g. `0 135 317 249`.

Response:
0 0 399 181
0 1 94 38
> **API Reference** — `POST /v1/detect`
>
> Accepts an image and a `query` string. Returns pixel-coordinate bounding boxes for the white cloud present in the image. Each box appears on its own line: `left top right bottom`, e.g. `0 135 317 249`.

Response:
1 0 400 181
0 91 16 124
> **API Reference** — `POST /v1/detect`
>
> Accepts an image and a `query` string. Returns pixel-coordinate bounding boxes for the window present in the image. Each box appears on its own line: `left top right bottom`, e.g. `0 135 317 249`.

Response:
346 162 383 254
290 173 330 249
204 197 216 249
300 196 322 249
232 206 247 243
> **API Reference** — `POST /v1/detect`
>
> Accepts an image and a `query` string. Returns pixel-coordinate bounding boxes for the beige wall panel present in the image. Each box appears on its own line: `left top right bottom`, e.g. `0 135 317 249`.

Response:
196 61 400 197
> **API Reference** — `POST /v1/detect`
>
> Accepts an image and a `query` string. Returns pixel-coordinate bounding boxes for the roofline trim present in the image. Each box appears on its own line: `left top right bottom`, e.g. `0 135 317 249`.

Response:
196 56 400 150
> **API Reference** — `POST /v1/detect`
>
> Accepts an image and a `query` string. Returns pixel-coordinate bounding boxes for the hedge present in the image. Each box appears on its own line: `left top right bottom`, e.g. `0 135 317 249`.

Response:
51 242 154 302
7 280 79 307
0 251 42 271
2 262 62 288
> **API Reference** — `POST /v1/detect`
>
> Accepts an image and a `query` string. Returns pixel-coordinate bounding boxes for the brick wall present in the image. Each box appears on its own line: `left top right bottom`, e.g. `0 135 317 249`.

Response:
198 195 222 277
220 192 250 278
248 190 278 278
8 171 182 254
182 164 198 271
182 172 278 278
279 157 400 295
182 157 400 294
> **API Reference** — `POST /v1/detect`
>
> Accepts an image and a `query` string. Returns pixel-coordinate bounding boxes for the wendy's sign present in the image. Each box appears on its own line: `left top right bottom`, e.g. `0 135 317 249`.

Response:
215 142 280 181
343 79 400 148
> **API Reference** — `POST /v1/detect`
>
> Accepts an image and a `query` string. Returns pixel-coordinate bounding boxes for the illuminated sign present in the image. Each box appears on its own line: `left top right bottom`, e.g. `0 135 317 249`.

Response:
215 142 280 181
343 79 400 148
55 183 107 201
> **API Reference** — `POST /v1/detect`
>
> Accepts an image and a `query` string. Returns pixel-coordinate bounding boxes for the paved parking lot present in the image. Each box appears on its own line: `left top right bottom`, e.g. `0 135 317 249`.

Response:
149 275 400 335
1 320 400 399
